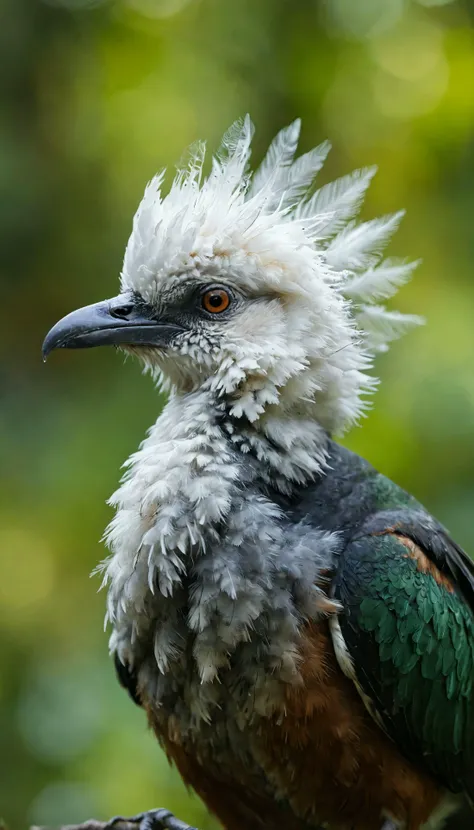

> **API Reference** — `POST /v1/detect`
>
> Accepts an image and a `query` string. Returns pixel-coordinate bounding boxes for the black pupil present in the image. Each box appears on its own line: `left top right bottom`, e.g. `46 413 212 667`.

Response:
209 293 224 308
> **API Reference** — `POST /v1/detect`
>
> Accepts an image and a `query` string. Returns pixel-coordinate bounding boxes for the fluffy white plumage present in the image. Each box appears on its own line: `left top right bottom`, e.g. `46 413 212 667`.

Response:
121 115 422 434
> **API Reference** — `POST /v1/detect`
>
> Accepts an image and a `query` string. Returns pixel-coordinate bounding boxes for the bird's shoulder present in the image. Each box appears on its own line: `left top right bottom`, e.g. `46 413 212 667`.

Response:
288 439 474 608
286 439 425 538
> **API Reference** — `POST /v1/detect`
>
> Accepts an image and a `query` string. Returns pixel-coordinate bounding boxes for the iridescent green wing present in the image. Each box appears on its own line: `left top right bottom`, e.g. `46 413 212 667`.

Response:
333 517 474 797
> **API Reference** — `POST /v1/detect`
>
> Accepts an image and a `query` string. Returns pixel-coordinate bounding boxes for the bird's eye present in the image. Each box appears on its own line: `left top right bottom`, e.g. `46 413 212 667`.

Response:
202 288 231 314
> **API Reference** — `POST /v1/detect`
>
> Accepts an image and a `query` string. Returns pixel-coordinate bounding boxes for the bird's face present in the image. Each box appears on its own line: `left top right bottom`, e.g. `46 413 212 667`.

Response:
43 265 318 419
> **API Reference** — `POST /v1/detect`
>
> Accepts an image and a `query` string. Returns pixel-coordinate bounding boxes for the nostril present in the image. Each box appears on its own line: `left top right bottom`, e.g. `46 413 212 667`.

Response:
110 304 134 320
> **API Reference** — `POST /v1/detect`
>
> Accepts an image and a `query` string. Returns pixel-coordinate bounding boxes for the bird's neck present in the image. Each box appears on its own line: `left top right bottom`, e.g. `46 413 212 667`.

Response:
102 387 335 712
218 409 330 495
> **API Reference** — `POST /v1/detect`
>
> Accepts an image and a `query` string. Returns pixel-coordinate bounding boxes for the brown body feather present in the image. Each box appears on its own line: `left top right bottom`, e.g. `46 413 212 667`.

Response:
144 616 444 830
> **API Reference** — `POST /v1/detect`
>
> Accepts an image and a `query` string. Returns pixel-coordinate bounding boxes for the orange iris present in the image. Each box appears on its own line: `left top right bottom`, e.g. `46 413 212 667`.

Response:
202 288 231 314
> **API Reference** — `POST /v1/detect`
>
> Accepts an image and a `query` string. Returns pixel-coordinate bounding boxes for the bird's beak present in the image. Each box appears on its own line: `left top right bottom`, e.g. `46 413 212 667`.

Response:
42 294 185 360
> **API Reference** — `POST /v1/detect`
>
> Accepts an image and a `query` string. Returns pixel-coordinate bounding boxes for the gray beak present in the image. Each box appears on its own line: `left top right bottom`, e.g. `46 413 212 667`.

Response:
42 294 185 360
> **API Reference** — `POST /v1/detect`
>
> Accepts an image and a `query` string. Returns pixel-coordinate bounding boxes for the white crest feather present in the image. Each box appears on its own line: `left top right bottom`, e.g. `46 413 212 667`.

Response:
211 114 254 194
121 116 423 432
175 140 207 187
294 167 377 237
326 211 405 272
279 141 331 210
343 258 421 302
216 115 254 165
247 119 301 203
355 305 425 353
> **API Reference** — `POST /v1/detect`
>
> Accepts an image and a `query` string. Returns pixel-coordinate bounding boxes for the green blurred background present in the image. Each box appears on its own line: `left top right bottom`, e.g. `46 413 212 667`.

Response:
2 0 474 827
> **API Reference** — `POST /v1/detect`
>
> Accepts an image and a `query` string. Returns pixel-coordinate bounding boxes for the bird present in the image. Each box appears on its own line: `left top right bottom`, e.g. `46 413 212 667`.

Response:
42 116 474 830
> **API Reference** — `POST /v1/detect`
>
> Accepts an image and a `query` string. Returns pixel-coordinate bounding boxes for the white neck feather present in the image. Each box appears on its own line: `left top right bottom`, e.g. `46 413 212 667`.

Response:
100 387 338 722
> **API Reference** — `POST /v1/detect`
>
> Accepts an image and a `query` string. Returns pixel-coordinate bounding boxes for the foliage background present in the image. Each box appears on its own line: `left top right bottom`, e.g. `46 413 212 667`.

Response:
2 0 474 826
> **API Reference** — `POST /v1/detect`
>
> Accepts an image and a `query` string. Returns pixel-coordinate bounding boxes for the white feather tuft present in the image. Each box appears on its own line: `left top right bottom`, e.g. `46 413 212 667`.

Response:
210 115 254 195
294 166 377 236
247 119 301 202
279 140 331 210
216 115 255 166
175 140 207 187
326 211 405 272
343 258 421 302
355 305 425 353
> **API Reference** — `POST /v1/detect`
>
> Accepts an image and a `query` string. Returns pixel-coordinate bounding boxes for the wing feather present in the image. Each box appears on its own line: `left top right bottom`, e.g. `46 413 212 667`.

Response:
332 521 474 798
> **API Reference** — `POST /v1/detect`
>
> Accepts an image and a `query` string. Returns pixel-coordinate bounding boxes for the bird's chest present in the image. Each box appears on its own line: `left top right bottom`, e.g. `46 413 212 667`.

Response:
103 398 338 775
108 515 337 769
142 637 281 779
116 536 337 791
107 470 337 707
126 559 303 756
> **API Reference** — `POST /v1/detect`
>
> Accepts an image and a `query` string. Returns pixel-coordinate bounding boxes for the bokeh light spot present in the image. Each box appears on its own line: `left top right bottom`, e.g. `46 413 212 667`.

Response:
373 62 448 120
370 16 445 82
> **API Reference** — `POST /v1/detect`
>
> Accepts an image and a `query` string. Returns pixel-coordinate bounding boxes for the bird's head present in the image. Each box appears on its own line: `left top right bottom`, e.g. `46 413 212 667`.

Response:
43 117 422 433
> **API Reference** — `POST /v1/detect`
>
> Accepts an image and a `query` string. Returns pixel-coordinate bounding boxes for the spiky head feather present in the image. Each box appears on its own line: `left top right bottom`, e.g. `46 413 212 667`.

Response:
120 116 423 434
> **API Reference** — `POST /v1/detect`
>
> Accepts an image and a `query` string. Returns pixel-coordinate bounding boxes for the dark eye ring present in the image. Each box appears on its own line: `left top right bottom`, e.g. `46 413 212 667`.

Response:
201 287 231 314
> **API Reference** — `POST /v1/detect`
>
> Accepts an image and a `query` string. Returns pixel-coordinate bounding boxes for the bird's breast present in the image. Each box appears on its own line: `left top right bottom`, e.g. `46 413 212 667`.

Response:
142 618 447 830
